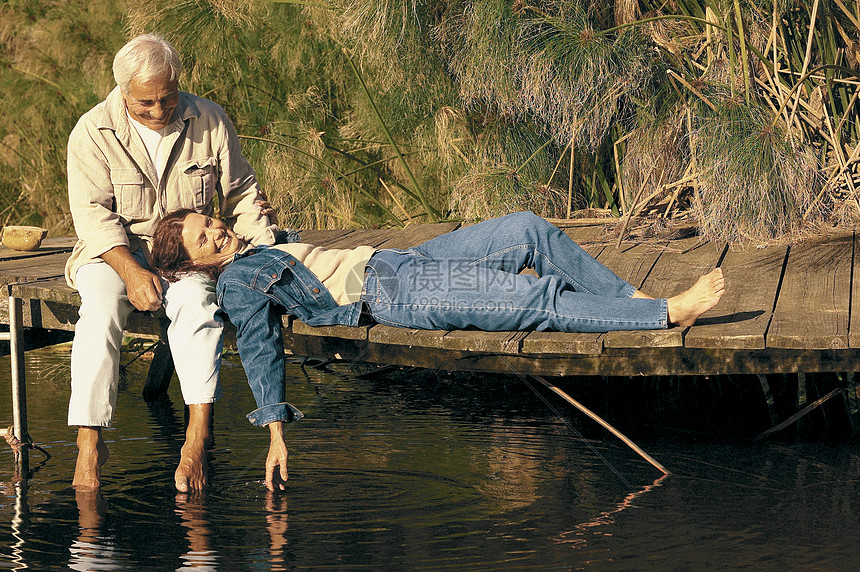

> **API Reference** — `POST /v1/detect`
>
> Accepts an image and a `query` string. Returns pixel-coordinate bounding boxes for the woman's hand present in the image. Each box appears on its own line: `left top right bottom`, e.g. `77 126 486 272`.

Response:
256 199 278 225
266 421 288 491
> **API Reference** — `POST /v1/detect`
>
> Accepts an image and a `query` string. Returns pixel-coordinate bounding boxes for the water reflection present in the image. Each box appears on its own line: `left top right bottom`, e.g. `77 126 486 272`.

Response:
264 492 289 570
556 473 668 547
70 489 126 571
7 482 27 571
175 493 218 570
5 348 860 569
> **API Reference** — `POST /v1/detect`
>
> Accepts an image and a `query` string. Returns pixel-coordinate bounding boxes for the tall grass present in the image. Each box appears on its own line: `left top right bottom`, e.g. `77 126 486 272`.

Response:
0 0 126 233
0 0 856 241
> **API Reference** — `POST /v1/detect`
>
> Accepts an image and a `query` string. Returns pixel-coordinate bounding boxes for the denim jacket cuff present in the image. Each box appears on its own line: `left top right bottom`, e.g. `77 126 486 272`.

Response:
274 228 301 244
246 402 304 427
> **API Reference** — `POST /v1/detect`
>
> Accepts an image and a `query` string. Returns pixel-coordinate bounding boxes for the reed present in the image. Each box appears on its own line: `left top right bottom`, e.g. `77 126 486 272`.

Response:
0 0 856 240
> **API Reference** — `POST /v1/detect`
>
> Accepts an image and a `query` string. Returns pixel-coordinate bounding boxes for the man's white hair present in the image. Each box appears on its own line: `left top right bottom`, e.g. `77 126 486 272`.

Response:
113 33 183 93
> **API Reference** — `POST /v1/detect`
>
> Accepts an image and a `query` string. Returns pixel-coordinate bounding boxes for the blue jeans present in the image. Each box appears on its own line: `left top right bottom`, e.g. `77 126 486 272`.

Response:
361 212 667 332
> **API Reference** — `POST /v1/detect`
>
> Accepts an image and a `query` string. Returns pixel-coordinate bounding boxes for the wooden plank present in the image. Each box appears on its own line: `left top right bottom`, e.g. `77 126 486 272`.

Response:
375 222 461 249
0 297 165 338
8 278 165 337
849 231 860 348
0 237 76 261
287 333 860 376
521 331 603 355
295 229 352 247
0 258 68 285
595 240 666 289
0 261 66 278
768 232 852 349
563 224 613 257
441 330 528 353
317 228 400 249
367 324 449 347
11 278 80 305
605 237 723 348
685 243 787 349
291 320 370 340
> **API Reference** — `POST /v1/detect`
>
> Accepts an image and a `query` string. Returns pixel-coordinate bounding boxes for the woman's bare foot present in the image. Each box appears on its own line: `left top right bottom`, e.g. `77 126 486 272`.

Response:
667 268 725 327
73 427 110 490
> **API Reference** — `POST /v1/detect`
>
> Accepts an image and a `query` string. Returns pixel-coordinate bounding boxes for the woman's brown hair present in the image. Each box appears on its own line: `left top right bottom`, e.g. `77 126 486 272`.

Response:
151 209 224 282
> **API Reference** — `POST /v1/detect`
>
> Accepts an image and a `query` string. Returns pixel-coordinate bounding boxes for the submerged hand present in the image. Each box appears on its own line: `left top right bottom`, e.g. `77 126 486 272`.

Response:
266 422 289 491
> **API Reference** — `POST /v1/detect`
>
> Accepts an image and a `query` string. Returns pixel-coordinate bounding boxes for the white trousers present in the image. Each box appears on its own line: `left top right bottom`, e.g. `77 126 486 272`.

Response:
67 255 223 427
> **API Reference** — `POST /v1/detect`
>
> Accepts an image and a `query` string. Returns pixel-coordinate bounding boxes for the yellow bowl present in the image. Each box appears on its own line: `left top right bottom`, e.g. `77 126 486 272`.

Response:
2 225 48 251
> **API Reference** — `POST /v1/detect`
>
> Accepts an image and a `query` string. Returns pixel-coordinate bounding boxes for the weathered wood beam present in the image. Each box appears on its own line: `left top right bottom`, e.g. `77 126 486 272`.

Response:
286 333 860 377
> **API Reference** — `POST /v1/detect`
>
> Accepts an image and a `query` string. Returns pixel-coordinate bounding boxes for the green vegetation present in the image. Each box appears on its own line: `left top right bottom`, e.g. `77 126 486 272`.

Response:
1 0 858 241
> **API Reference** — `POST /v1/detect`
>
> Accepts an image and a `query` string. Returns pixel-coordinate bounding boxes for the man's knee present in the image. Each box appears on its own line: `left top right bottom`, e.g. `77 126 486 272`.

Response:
76 263 131 310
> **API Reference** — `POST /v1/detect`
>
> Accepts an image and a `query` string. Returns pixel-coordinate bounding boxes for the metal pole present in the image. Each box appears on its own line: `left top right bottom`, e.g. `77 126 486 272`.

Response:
9 293 29 476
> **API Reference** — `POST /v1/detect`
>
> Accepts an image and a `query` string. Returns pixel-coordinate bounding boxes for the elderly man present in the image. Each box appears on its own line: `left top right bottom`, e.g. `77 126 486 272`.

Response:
65 33 279 491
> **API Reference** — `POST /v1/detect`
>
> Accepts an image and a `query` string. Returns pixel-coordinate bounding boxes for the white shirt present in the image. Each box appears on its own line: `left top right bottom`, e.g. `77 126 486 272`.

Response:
128 112 169 182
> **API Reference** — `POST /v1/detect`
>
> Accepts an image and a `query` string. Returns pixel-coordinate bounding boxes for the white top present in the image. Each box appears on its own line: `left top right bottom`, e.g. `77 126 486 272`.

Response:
273 243 376 305
128 112 169 182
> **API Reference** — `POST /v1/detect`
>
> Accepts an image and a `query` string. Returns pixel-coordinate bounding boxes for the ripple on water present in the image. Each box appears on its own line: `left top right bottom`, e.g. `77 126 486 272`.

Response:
8 349 860 569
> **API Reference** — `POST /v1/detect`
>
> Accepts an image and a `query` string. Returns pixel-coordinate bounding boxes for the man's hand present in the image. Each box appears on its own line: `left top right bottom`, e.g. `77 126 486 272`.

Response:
266 421 289 491
123 266 164 311
100 245 163 311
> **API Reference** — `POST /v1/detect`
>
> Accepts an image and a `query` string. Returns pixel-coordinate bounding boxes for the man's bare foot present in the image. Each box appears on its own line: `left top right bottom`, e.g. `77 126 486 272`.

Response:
667 268 726 327
174 438 209 493
174 404 213 493
73 427 109 490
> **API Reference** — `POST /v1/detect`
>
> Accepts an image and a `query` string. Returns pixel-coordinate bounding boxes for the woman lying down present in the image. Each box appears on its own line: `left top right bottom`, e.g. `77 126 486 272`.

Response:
151 209 724 490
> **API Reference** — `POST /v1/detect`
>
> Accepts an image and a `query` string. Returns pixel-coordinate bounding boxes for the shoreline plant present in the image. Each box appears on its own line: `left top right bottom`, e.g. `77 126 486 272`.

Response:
0 0 857 243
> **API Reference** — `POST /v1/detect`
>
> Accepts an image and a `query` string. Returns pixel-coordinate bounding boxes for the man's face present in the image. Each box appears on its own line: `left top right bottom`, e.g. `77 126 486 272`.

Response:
122 74 179 130
181 213 243 266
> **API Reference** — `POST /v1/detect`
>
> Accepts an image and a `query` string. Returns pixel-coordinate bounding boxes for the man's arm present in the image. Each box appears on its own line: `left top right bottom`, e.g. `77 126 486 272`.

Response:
67 113 149 294
100 245 163 311
210 104 279 244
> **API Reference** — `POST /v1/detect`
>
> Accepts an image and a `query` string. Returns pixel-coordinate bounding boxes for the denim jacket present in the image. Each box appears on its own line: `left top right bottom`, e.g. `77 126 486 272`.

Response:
216 244 365 426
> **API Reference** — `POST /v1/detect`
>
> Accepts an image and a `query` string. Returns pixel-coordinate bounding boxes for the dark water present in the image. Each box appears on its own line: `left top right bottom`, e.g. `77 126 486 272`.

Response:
2 345 860 570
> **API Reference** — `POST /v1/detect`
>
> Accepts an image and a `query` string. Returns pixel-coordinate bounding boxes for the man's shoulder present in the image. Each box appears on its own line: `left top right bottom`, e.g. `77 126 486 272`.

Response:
71 87 126 138
71 97 110 132
180 91 229 123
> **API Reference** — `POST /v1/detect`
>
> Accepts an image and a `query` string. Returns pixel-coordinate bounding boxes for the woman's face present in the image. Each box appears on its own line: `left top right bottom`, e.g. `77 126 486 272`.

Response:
181 213 242 265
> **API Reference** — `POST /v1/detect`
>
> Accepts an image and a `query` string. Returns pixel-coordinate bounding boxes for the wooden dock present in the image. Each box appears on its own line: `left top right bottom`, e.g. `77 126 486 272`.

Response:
1 221 858 379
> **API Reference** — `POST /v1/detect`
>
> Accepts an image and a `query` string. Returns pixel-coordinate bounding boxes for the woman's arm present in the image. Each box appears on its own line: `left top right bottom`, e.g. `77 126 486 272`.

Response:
220 279 301 486
220 281 290 425
266 421 288 491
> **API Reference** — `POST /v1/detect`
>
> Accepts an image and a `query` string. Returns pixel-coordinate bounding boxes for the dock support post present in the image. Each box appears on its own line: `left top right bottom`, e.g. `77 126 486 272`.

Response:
839 372 860 432
9 293 29 477
142 320 175 402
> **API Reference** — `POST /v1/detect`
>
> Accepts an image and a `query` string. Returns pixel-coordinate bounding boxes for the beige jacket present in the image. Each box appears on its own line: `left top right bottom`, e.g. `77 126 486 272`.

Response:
65 86 278 288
